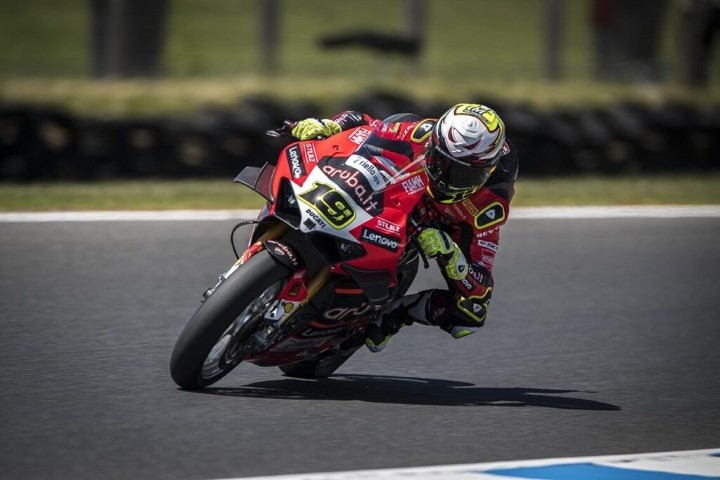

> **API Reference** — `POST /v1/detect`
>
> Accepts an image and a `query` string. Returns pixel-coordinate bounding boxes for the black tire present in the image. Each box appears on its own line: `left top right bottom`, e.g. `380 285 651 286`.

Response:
170 250 290 389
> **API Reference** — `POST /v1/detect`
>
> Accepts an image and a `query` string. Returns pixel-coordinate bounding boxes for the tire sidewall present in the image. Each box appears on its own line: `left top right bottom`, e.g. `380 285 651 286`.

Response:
170 251 290 389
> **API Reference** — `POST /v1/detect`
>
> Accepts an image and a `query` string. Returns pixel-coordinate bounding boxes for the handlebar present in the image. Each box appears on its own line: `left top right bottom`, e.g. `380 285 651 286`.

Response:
266 120 327 141
265 120 296 138
408 216 431 270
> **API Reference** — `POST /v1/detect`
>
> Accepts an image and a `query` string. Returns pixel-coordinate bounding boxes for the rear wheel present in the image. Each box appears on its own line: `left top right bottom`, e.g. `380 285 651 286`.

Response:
170 251 290 389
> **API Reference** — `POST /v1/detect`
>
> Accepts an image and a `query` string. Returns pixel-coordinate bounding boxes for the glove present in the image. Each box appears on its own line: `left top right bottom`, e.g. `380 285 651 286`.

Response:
417 228 468 280
291 118 341 140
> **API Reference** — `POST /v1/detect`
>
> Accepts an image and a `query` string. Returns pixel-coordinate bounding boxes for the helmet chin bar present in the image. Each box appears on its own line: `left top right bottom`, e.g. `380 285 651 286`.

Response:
427 181 479 204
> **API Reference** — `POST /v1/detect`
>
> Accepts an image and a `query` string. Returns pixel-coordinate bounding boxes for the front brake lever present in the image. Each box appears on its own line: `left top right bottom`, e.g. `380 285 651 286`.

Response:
266 121 326 141
265 120 296 138
410 235 430 269
408 217 430 269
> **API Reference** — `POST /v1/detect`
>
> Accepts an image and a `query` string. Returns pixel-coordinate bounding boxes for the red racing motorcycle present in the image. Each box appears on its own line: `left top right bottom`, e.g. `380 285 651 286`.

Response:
170 122 431 389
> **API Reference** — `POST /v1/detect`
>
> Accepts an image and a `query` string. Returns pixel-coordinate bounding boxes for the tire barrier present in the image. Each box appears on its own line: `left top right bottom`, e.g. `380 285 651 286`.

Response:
2 92 718 181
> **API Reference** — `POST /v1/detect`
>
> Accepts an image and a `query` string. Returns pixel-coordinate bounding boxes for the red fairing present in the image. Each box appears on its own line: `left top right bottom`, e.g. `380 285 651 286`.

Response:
266 126 428 285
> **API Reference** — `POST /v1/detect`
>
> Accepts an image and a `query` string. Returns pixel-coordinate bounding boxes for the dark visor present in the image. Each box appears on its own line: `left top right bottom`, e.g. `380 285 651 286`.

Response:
426 144 496 191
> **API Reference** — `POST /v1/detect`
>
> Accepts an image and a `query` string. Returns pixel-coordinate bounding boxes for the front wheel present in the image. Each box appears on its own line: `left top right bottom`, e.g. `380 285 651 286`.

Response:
170 250 290 389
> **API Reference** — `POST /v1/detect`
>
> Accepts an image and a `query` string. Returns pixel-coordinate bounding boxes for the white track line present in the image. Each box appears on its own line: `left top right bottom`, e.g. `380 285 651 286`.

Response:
1 206 720 222
511 205 720 219
217 448 720 480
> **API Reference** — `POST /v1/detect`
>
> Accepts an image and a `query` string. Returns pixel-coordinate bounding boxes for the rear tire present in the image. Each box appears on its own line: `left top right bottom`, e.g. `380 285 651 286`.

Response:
170 251 290 389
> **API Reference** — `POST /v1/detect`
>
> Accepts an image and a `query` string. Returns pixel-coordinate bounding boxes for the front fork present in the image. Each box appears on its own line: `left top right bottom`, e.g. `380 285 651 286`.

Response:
208 219 332 316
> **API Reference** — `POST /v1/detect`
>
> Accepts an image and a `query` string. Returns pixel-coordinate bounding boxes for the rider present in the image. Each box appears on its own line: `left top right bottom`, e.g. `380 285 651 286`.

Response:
290 104 518 352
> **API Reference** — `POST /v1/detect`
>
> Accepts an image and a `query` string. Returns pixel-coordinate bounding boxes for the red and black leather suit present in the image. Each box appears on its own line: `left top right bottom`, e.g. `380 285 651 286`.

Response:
333 111 519 337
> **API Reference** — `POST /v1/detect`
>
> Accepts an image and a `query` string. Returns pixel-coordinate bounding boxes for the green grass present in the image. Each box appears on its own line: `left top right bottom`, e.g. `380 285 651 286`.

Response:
514 175 720 206
1 0 719 116
2 175 719 211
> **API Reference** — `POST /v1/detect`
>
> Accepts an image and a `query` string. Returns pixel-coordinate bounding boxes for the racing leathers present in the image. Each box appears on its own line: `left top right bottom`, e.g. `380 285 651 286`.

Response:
307 110 519 349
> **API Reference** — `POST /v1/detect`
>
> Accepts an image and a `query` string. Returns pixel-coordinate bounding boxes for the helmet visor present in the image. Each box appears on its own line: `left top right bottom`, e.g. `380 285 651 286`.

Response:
425 143 497 192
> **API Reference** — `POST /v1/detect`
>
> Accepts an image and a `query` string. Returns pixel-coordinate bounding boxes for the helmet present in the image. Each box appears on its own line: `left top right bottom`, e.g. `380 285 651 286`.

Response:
424 103 506 203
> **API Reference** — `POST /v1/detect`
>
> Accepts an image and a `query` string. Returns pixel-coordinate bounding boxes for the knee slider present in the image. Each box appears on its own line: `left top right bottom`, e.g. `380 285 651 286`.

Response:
454 293 490 327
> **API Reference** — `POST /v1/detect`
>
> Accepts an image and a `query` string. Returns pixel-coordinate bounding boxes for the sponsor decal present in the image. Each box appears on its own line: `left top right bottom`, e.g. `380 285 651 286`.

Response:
299 182 356 229
460 277 474 292
345 155 385 191
468 265 485 283
477 240 498 251
304 207 327 229
402 175 425 195
473 201 506 230
410 119 435 143
376 218 401 234
286 145 306 179
454 104 502 132
348 127 372 145
442 208 457 221
381 122 402 134
302 143 318 163
321 164 382 215
300 326 346 338
451 204 468 221
264 299 299 322
462 199 480 217
476 226 499 238
430 306 446 322
481 250 495 267
360 226 400 252
265 240 300 268
323 303 374 321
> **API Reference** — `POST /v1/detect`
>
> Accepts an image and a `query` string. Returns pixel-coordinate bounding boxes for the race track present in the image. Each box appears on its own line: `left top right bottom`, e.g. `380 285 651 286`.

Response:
1 215 719 480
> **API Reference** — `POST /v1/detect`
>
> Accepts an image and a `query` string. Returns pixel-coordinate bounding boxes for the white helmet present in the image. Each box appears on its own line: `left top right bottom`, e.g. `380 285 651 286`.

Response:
425 103 506 203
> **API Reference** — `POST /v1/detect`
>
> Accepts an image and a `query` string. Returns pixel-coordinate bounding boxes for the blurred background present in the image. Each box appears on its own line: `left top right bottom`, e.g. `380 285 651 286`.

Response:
1 0 719 181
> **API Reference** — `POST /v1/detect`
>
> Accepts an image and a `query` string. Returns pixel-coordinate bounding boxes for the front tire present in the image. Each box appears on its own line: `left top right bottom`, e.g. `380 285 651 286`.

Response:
170 251 290 389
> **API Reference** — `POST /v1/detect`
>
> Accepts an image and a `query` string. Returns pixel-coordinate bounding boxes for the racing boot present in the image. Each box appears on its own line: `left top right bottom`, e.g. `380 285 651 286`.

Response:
364 317 407 353
364 295 424 352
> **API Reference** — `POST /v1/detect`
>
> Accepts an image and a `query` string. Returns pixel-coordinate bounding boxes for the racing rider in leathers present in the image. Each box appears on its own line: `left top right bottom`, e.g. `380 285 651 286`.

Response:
290 104 518 352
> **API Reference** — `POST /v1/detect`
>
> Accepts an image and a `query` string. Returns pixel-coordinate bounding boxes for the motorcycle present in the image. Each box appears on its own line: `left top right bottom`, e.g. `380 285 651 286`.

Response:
170 121 432 389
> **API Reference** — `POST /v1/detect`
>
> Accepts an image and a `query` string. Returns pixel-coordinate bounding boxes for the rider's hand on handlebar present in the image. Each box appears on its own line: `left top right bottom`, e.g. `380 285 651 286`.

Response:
291 118 341 140
418 228 468 280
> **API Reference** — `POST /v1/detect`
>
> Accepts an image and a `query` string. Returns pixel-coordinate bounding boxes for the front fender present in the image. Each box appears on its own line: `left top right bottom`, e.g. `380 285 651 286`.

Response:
263 240 301 270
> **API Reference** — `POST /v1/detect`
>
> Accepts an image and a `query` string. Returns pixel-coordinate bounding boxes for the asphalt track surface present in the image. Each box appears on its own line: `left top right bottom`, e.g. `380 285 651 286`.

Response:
1 216 719 480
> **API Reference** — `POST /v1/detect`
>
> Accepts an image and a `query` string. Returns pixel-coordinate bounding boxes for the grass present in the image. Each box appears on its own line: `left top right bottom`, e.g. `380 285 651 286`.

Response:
2 175 719 211
1 2 718 212
1 1 719 116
